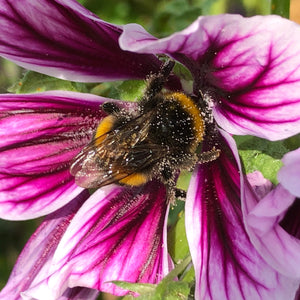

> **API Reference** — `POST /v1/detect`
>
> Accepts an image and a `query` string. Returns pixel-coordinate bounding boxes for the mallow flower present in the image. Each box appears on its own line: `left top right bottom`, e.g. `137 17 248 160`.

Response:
245 169 300 278
0 0 300 299
244 150 300 298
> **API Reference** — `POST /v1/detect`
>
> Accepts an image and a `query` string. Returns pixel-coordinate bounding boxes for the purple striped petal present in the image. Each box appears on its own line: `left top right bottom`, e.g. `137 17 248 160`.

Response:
278 148 300 197
280 198 300 241
120 15 300 140
0 0 160 82
245 171 273 199
185 130 299 300
0 91 114 220
23 182 171 299
56 288 99 300
244 164 300 279
296 289 300 300
0 191 90 300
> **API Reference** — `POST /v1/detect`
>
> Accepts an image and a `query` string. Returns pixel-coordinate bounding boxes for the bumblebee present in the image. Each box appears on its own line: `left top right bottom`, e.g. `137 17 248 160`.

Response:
70 60 219 201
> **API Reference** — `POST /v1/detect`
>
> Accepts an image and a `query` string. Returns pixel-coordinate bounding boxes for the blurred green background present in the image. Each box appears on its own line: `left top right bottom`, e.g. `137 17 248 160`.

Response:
0 0 296 297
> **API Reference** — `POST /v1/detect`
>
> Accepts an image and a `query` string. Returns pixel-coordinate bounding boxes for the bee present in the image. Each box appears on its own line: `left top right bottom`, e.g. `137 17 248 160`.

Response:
70 60 219 201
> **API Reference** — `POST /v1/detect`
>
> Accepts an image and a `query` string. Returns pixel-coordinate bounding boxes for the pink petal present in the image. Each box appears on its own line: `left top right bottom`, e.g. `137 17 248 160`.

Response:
185 130 299 300
0 91 112 220
0 0 160 82
246 170 273 199
120 15 300 140
56 288 99 300
244 171 300 279
278 148 300 197
0 191 90 300
280 198 300 241
23 182 171 299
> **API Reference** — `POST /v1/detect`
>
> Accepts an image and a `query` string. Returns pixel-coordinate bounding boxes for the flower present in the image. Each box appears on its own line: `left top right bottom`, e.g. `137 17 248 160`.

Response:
0 1 300 299
0 91 172 299
245 170 300 278
244 158 300 297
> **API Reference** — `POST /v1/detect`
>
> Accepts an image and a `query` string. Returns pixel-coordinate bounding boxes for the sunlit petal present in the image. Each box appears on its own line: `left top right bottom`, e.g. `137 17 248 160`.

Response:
23 182 171 299
185 131 299 300
245 167 300 279
0 0 160 81
278 148 300 197
120 15 300 140
0 91 111 220
0 191 89 300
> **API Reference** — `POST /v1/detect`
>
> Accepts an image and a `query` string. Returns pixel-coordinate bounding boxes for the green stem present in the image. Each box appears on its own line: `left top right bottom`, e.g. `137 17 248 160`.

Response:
162 255 192 282
271 0 290 18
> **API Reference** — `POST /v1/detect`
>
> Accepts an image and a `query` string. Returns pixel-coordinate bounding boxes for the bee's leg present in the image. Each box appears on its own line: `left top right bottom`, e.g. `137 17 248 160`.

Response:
166 185 187 204
144 59 175 98
175 188 186 201
197 147 221 164
161 164 187 203
158 59 176 80
101 102 121 114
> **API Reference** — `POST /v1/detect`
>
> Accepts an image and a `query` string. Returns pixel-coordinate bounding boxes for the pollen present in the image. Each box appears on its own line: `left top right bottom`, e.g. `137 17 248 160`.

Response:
165 92 205 150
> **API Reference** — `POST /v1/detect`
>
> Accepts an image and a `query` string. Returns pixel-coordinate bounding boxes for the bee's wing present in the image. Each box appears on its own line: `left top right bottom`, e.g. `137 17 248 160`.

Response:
69 146 109 188
70 112 167 188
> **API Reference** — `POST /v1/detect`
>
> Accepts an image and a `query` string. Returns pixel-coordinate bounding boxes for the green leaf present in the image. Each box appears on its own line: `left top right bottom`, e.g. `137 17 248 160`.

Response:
118 80 146 102
150 0 202 37
168 171 190 226
176 172 191 192
89 81 122 99
180 265 195 283
235 136 289 184
283 134 300 152
242 0 270 15
8 71 88 94
160 281 190 300
270 0 289 18
154 256 193 300
167 211 190 263
173 63 193 94
161 256 192 283
113 257 193 299
209 0 227 14
90 79 146 102
112 281 156 294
